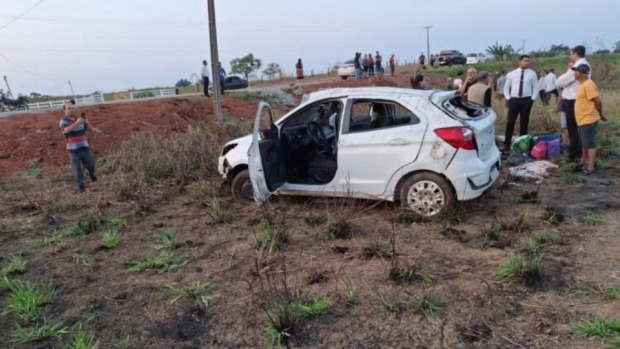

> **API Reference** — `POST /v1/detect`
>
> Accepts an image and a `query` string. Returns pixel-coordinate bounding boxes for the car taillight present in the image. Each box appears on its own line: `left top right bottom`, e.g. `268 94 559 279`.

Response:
434 127 475 150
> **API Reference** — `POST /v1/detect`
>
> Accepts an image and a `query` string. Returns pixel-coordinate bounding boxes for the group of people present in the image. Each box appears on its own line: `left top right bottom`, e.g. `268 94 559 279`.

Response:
500 46 606 175
200 60 227 97
419 53 442 69
354 51 396 80
432 46 606 175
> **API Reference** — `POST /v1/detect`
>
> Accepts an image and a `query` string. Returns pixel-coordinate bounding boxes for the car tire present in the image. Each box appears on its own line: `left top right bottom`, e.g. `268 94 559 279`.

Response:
399 172 455 218
340 76 348 80
231 169 254 204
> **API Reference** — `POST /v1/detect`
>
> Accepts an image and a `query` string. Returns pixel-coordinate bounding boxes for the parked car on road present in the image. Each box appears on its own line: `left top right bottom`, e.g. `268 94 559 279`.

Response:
218 87 500 218
466 53 489 65
438 50 467 66
336 60 356 80
209 75 249 91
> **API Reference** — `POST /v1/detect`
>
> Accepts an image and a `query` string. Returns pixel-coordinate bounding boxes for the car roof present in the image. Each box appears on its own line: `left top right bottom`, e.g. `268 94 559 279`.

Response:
306 87 439 102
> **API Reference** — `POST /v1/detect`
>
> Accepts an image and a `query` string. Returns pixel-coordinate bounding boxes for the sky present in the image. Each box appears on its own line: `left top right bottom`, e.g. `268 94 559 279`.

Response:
0 0 618 96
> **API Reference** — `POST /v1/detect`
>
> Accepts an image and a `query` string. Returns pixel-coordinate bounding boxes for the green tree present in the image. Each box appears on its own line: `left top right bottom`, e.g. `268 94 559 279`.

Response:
230 53 262 80
486 42 516 61
29 92 42 99
614 41 620 53
175 79 192 87
549 44 570 55
262 62 282 80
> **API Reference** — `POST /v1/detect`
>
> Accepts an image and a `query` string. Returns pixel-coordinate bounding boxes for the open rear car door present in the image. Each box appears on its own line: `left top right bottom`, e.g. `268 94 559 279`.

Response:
248 102 286 204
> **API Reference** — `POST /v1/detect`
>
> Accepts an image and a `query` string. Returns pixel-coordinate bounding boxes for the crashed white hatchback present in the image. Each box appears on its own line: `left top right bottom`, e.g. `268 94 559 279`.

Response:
218 87 500 217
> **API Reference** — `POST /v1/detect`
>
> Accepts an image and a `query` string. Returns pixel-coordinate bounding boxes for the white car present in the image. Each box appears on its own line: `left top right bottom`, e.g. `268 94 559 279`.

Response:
218 87 500 217
466 53 489 65
336 60 356 80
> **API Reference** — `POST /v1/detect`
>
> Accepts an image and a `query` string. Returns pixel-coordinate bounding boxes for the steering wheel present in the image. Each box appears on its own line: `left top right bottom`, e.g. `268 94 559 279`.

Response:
307 121 327 147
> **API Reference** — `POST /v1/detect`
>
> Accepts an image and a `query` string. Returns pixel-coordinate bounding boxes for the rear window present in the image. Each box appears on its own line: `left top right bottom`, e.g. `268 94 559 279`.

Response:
443 96 488 118
440 51 454 55
467 53 477 57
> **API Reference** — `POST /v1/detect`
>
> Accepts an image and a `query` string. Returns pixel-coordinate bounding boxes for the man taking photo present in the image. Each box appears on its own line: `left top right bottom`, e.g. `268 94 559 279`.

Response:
59 103 99 192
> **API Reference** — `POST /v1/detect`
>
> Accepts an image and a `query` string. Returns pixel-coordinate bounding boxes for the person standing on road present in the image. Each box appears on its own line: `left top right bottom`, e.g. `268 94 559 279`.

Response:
296 58 304 79
354 52 363 81
467 71 492 107
375 51 383 74
502 55 539 155
572 64 606 175
556 45 591 163
389 54 396 77
201 60 210 97
59 103 98 192
368 53 375 77
218 62 226 95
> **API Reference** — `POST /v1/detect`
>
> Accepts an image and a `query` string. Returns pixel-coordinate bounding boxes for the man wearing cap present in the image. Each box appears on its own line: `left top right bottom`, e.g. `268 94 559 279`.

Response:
467 71 492 107
572 64 606 175
556 45 590 163
502 55 539 154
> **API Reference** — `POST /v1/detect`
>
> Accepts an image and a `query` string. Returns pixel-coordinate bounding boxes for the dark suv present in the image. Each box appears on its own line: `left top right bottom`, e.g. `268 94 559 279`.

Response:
438 50 467 66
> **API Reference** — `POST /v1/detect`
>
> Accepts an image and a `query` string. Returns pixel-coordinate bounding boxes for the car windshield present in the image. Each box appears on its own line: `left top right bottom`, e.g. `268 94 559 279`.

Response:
440 51 454 55
467 53 477 57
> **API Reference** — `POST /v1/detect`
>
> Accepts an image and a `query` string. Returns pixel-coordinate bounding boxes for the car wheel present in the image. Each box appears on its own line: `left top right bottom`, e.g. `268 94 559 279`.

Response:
399 172 455 218
340 76 348 80
231 169 254 204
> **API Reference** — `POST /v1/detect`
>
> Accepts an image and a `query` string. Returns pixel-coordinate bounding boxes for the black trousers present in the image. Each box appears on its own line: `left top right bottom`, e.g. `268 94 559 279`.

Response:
203 77 209 96
562 99 581 160
504 97 534 150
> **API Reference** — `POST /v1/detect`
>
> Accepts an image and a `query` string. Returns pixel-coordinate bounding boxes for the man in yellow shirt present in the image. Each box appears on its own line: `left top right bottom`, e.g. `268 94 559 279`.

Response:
572 64 607 175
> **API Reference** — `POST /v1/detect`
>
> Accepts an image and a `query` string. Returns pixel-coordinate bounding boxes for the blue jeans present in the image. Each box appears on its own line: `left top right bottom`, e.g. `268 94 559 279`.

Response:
355 68 362 80
69 148 96 190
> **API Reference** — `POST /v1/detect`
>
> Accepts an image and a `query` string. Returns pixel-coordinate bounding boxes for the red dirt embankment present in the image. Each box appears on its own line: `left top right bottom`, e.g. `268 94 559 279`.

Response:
0 97 257 176
0 76 407 176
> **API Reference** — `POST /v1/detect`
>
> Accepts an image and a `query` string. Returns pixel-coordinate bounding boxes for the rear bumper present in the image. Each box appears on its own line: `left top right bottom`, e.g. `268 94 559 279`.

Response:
447 150 501 201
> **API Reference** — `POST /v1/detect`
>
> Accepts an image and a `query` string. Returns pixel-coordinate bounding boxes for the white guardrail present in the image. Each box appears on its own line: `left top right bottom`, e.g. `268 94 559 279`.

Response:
25 88 177 110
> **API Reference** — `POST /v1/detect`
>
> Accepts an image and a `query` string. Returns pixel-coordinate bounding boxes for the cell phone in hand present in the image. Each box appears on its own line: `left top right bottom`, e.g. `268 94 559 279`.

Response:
81 112 86 119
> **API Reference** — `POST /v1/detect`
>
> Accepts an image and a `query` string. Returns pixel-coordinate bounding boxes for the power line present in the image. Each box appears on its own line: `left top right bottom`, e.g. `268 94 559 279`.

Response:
0 51 61 82
0 0 47 31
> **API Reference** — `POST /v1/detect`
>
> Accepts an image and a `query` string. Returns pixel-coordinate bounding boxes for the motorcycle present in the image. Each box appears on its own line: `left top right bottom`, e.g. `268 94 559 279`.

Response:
0 92 29 112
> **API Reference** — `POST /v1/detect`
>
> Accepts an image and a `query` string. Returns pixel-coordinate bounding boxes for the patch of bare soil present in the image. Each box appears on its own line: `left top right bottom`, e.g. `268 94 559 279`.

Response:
1 154 619 348
1 83 619 348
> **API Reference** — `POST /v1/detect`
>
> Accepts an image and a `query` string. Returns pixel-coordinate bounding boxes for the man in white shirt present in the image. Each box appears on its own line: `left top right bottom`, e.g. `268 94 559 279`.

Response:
544 68 558 105
556 45 590 162
201 60 210 97
502 55 539 154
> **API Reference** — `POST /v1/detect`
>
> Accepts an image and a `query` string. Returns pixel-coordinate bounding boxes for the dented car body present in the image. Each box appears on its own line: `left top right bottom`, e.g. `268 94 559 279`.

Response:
218 87 500 217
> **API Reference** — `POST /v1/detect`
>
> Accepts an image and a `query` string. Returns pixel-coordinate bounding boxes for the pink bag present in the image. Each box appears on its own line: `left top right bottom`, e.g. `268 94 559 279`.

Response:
530 141 547 160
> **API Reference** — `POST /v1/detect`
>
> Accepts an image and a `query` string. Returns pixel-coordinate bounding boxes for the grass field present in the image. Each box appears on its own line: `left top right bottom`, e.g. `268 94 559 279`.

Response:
1 70 619 348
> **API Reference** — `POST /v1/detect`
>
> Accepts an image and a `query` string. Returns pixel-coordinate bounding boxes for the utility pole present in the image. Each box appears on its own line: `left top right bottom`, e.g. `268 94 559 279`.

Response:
521 39 527 54
423 26 433 64
3 75 13 98
68 80 75 99
207 0 223 121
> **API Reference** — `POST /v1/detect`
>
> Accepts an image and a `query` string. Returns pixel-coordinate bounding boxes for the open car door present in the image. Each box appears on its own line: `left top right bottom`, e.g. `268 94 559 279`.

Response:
248 101 286 204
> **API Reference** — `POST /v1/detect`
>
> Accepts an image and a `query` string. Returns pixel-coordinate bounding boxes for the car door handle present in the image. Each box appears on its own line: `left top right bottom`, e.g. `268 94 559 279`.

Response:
389 138 411 146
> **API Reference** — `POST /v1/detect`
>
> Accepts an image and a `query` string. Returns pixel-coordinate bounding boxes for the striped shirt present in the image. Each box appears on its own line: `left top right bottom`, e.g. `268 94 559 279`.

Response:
59 117 89 152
